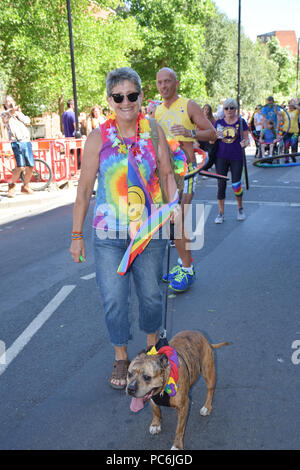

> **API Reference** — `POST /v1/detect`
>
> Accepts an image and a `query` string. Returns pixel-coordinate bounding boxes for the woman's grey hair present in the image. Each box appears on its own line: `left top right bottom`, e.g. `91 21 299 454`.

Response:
223 98 238 109
106 67 142 96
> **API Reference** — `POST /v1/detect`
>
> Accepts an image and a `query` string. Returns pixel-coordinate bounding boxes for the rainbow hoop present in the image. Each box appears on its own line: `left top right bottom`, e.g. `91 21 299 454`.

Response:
184 149 229 180
253 152 300 168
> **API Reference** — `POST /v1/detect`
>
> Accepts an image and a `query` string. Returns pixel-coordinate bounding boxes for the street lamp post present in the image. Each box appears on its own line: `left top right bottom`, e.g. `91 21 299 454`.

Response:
66 0 81 138
237 0 249 190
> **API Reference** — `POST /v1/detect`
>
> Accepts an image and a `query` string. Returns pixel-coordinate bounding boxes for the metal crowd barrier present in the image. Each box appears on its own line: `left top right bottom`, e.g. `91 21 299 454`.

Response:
0 138 85 184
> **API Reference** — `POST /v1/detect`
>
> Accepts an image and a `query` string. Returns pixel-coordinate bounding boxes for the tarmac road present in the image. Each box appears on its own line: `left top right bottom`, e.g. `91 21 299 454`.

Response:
0 150 299 452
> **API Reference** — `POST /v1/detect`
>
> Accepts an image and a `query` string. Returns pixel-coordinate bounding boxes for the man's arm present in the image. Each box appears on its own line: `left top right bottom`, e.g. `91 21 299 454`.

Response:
170 100 216 142
261 106 268 127
15 110 30 126
156 123 178 202
187 100 217 141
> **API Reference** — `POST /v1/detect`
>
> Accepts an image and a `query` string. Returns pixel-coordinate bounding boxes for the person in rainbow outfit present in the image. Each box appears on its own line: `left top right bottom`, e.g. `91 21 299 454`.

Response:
70 67 179 390
155 67 216 293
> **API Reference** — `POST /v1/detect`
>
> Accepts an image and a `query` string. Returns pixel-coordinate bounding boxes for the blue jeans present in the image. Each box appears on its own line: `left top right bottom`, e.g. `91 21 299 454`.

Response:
93 229 167 346
11 141 35 167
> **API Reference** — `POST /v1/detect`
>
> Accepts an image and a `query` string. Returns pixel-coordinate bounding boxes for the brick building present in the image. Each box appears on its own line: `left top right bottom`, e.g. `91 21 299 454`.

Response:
257 30 299 56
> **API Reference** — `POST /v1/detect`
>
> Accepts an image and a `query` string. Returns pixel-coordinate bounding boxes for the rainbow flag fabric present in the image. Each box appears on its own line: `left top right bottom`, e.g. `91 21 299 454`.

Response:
117 195 179 276
127 145 154 223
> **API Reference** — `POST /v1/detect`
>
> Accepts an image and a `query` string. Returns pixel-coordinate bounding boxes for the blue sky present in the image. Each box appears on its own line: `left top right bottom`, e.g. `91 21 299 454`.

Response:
213 0 300 43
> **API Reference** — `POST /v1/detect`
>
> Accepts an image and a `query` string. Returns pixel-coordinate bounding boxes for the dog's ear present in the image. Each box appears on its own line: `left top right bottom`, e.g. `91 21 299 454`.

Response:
158 354 169 369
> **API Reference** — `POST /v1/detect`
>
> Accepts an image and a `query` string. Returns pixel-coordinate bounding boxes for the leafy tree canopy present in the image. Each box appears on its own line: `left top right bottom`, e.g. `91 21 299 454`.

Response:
0 0 297 118
0 0 142 115
121 0 215 100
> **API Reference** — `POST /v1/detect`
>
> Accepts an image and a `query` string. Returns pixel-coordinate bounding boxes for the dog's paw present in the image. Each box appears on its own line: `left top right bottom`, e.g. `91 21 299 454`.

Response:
149 424 161 435
200 406 211 416
171 445 179 450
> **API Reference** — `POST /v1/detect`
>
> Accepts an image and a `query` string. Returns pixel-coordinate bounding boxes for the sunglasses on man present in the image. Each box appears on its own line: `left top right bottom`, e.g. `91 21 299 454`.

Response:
224 106 236 110
110 92 140 103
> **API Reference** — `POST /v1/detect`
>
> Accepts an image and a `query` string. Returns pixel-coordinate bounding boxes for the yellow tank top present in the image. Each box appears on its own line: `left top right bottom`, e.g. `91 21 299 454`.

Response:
155 97 195 141
282 109 300 134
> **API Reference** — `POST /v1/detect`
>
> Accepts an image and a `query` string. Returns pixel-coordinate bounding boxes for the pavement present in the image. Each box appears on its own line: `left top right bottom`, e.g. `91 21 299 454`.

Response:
0 181 79 224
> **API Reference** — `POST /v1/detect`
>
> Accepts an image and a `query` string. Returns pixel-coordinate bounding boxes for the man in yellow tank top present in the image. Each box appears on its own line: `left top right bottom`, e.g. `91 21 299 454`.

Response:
155 67 216 292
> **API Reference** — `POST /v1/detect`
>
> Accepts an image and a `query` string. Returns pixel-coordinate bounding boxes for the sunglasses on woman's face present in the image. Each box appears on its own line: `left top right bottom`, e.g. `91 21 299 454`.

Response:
110 92 140 103
224 106 236 110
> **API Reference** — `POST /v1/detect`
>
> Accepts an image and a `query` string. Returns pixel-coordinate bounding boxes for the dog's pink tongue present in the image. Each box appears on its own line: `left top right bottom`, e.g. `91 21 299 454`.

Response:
130 397 145 413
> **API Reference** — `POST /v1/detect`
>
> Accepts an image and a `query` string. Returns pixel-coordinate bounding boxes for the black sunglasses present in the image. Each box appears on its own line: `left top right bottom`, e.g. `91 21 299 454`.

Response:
110 92 140 103
224 106 236 110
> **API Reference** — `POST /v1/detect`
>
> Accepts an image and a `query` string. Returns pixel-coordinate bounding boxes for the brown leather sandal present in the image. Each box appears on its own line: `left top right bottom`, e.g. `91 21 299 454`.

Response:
109 359 130 390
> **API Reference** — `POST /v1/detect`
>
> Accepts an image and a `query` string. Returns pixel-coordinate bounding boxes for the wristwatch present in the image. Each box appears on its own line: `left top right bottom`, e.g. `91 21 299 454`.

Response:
190 129 196 138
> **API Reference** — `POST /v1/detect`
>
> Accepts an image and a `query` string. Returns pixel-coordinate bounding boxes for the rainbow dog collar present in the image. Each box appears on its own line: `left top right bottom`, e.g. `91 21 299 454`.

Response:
147 345 179 397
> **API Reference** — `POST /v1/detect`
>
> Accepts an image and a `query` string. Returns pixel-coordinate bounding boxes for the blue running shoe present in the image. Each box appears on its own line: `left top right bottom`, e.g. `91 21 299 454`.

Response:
163 263 182 283
168 266 195 292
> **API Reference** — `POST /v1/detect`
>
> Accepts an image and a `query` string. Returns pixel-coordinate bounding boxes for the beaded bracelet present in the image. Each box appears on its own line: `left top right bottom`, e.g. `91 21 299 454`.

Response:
72 231 83 240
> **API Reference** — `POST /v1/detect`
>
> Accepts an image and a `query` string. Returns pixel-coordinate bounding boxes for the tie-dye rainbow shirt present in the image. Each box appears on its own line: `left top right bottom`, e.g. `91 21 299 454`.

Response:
93 114 163 232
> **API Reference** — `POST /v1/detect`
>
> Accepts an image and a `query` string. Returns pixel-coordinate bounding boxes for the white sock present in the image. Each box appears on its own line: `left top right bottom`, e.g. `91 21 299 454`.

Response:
182 266 193 274
177 257 182 265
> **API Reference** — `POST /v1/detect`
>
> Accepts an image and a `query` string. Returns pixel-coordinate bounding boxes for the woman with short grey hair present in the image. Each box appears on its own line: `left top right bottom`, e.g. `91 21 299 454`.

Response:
105 67 142 97
222 98 238 110
213 98 250 223
70 67 178 390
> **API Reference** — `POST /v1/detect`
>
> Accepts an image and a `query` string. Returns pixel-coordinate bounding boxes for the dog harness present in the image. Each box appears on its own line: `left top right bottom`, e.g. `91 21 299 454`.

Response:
147 345 179 406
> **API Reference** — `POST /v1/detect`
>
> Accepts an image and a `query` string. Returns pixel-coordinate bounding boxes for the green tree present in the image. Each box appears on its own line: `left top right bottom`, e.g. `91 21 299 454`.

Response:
239 37 277 109
266 36 296 101
200 8 277 110
0 0 142 116
121 0 215 100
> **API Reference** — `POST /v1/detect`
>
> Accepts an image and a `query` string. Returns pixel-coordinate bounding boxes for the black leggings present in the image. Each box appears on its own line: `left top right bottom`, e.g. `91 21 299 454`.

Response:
215 158 243 200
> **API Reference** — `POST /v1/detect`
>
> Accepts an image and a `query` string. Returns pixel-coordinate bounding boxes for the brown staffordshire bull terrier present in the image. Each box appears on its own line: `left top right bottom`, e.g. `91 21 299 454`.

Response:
126 330 229 450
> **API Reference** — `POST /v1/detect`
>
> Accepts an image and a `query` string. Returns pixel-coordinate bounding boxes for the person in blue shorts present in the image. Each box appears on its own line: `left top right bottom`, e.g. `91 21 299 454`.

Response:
1 95 34 197
259 120 278 157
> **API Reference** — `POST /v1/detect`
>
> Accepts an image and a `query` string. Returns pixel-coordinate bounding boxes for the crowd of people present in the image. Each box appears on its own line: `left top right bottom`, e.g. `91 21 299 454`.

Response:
2 70 300 392
62 100 107 138
68 66 253 390
61 94 300 167
250 96 300 162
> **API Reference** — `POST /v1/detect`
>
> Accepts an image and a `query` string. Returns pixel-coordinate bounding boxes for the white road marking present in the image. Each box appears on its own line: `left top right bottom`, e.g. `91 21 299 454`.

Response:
0 285 76 376
80 273 96 280
204 184 300 190
194 199 300 207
